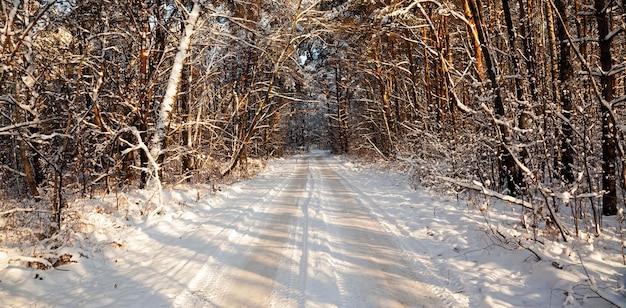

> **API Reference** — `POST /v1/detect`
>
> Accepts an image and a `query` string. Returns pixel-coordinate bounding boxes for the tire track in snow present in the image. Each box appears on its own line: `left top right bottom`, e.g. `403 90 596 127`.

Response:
209 161 306 306
173 159 305 307
325 157 469 308
314 155 436 307
316 157 416 307
306 155 349 307
176 154 451 307
295 162 312 307
269 157 311 307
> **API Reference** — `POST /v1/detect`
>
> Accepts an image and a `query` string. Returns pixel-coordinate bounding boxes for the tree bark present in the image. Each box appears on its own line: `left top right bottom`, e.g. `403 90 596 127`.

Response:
151 2 202 168
373 39 394 156
135 3 151 188
502 0 526 189
462 0 485 82
554 0 575 184
18 140 39 197
467 0 518 195
181 58 194 181
595 0 617 215
342 62 351 153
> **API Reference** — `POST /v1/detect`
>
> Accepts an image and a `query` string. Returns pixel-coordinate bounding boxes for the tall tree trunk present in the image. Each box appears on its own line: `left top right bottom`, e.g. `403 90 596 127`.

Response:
434 19 446 138
502 0 524 107
516 0 539 192
468 0 518 195
373 39 394 156
406 38 418 123
545 0 559 134
324 78 335 151
595 0 618 215
554 0 575 183
423 26 433 129
181 60 194 181
343 62 351 153
151 2 202 169
335 65 344 154
137 3 150 188
502 0 526 189
18 140 39 197
462 0 486 81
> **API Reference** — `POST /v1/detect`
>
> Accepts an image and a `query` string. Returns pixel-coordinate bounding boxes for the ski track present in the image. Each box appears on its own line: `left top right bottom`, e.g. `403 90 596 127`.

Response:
175 153 457 307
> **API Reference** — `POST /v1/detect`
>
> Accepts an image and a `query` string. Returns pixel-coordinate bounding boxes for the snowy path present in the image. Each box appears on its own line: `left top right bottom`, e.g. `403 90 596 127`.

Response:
5 153 621 307
174 154 443 307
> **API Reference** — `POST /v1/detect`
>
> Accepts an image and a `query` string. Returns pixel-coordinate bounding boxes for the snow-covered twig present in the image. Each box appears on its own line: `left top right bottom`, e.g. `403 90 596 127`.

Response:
9 256 52 269
517 241 542 261
0 208 51 216
120 127 163 217
0 119 43 134
439 176 533 210
573 249 623 307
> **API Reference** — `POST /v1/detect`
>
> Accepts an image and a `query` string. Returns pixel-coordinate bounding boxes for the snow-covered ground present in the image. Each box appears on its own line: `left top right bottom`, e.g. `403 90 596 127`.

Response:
1 153 625 307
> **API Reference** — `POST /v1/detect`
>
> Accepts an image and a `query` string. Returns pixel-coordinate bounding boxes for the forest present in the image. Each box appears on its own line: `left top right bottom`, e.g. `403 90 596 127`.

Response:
1 0 625 253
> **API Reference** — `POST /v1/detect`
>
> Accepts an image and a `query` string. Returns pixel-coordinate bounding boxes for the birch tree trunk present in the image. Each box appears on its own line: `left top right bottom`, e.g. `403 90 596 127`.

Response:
150 2 202 168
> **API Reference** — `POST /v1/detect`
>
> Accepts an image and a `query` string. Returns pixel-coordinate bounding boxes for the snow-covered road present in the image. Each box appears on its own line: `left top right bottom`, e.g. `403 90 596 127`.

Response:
3 153 624 307
175 154 442 307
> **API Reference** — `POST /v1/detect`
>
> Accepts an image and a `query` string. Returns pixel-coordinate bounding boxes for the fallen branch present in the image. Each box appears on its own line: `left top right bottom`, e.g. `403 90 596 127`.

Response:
0 208 51 216
439 176 533 210
364 135 388 160
9 256 53 270
518 240 542 261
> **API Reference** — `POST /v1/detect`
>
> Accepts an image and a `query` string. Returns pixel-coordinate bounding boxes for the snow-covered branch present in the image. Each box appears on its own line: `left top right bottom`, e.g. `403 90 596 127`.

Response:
0 207 51 216
439 176 534 210
122 127 163 217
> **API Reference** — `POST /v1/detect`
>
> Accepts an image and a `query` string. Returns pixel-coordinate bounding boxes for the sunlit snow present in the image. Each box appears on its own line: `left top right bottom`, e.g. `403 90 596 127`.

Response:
1 153 624 307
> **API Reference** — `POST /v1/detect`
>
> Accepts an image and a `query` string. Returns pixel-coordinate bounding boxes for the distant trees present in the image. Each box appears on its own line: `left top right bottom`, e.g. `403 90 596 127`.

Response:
0 0 311 238
313 0 625 235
